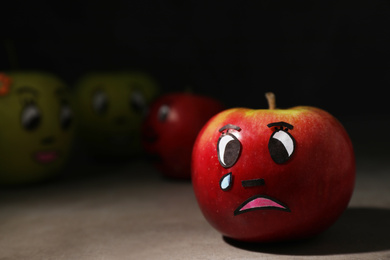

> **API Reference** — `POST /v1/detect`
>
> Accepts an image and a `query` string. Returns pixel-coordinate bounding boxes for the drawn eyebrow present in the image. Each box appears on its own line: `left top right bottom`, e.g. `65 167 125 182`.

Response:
267 121 294 130
129 82 143 90
219 124 241 132
17 86 39 96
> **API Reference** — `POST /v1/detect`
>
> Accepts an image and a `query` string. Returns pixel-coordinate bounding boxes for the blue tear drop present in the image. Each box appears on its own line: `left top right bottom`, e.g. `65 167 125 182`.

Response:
220 172 232 191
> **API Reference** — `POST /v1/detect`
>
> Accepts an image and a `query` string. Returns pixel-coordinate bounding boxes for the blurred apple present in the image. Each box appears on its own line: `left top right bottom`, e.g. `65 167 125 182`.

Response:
0 71 74 185
142 93 224 179
73 71 159 160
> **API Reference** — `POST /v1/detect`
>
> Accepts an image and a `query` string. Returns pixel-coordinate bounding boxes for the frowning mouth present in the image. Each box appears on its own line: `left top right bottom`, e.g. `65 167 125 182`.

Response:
234 195 290 216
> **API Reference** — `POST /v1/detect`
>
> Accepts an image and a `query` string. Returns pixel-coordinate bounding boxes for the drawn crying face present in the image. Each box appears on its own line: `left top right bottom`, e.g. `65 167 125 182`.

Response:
217 122 296 215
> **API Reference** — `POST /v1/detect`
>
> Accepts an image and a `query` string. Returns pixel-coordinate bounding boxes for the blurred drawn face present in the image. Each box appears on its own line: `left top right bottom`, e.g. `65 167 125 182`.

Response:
0 72 74 184
74 72 158 158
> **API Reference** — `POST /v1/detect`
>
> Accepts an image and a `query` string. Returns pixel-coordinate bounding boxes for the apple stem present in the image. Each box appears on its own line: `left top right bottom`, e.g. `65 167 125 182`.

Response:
265 92 276 110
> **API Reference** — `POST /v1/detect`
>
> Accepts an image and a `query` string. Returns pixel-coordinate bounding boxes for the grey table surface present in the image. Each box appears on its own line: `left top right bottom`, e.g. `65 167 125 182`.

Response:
0 154 389 260
1 116 390 260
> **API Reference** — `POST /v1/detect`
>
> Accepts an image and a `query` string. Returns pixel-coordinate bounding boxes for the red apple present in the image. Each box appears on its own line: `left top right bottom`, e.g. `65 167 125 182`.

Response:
142 93 224 179
192 93 355 242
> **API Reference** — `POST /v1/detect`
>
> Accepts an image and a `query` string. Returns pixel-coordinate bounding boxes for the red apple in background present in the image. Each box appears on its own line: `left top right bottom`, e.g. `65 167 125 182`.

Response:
142 93 224 179
192 93 355 242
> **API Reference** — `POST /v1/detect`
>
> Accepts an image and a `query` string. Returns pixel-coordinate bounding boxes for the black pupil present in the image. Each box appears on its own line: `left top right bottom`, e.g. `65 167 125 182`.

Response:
131 92 145 114
224 139 240 166
61 105 72 130
158 105 169 122
268 137 290 164
22 105 41 131
93 91 108 115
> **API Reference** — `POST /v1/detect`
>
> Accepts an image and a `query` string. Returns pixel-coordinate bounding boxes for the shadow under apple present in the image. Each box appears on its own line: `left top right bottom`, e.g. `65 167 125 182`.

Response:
223 207 390 255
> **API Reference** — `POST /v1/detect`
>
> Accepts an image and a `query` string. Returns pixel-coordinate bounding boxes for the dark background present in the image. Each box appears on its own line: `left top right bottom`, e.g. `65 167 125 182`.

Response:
1 0 390 121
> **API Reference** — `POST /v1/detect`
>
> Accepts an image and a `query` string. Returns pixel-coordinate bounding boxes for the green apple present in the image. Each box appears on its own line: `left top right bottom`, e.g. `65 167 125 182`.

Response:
73 71 159 159
0 71 74 185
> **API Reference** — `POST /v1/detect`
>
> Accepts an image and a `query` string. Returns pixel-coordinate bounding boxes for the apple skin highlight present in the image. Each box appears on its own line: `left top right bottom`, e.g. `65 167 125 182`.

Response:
192 98 355 242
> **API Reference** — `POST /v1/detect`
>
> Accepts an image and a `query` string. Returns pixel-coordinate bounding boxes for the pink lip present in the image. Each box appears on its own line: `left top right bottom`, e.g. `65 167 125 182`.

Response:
33 151 59 163
234 195 290 216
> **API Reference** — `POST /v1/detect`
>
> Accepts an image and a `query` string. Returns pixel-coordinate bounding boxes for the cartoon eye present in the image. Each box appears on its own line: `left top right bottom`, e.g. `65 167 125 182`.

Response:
158 104 170 122
21 103 41 131
130 91 147 115
60 102 73 130
268 129 295 164
92 90 108 115
217 133 241 168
